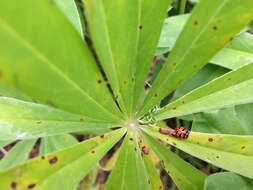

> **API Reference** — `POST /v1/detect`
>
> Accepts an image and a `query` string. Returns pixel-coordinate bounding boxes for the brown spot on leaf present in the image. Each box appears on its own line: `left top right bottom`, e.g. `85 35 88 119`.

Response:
139 25 143 30
148 179 150 184
154 93 158 97
213 26 217 30
49 157 58 164
142 146 149 155
36 121 42 124
227 78 231 80
124 80 127 85
91 150 95 154
41 156 45 160
129 138 134 141
11 182 17 189
172 107 177 110
182 101 185 104
194 21 198 25
97 80 102 84
208 138 214 142
241 146 245 150
28 184 36 189
216 156 220 159
230 37 234 41
172 62 177 66
80 118 84 122
100 135 104 138
134 147 137 152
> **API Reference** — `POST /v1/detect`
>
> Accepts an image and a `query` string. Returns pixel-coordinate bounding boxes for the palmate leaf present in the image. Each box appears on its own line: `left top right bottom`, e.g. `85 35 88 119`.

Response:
157 14 253 70
155 62 253 120
0 0 123 123
0 139 37 172
141 130 206 190
0 97 117 140
137 0 253 117
84 0 140 115
192 104 253 135
142 126 253 178
0 128 126 190
104 130 150 190
204 172 253 190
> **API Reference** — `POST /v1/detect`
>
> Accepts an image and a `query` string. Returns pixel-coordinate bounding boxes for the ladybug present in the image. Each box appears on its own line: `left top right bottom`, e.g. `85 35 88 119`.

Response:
172 127 190 139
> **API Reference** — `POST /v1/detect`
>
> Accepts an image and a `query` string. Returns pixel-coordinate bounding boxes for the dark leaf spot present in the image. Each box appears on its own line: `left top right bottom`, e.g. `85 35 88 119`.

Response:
100 135 104 138
172 107 176 110
91 150 95 154
154 93 158 97
182 101 185 104
216 156 220 159
124 80 127 85
0 71 3 78
213 26 217 30
159 186 162 189
49 157 58 164
134 147 137 151
193 65 197 68
41 156 45 160
129 138 134 141
36 121 42 124
227 78 231 80
172 62 177 66
11 182 17 189
208 138 214 142
241 146 245 149
142 146 149 155
194 21 198 25
148 179 150 184
28 184 36 189
230 37 234 41
139 25 143 30
97 80 102 84
80 118 84 122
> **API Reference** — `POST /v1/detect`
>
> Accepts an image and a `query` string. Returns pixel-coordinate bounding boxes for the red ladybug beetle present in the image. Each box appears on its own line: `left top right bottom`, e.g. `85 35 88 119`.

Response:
172 127 190 139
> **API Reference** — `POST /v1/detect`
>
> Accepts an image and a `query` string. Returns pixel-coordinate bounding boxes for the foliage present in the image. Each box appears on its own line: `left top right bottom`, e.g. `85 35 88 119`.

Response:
0 0 253 189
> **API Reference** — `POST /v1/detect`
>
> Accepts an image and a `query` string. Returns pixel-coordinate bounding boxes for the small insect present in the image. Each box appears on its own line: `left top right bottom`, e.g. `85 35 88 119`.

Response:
172 127 190 139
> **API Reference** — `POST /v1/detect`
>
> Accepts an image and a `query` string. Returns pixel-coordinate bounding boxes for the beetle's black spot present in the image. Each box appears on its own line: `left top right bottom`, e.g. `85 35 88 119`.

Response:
139 25 143 30
100 134 104 138
28 184 36 189
213 26 217 30
11 182 17 189
97 80 102 84
208 138 214 142
194 21 198 25
241 146 246 150
49 157 58 164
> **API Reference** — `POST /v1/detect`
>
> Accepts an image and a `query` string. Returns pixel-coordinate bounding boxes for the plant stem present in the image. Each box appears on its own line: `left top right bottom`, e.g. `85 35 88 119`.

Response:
179 0 187 14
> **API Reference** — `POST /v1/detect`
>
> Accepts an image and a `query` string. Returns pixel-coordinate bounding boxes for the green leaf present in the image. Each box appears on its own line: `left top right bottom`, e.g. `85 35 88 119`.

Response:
104 130 150 190
0 139 37 172
155 62 253 120
84 0 140 115
0 83 32 102
55 0 84 38
0 0 123 123
138 135 164 190
157 15 253 70
0 128 126 190
0 97 117 140
142 126 253 178
141 130 206 190
132 0 171 114
204 172 253 190
40 134 78 155
192 104 253 135
137 0 253 117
